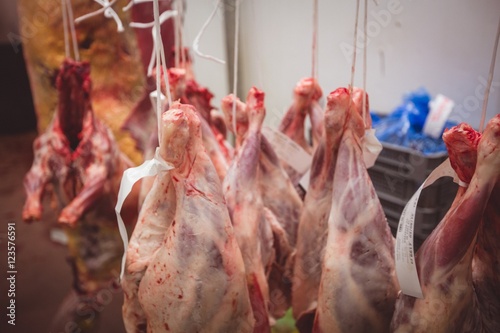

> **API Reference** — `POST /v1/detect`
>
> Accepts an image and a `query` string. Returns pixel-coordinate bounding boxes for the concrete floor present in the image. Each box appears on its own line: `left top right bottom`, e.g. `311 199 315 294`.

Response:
0 132 125 333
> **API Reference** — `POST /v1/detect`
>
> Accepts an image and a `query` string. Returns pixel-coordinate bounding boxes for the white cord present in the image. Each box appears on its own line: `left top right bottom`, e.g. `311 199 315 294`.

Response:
75 0 124 33
61 0 70 58
232 0 241 135
130 10 177 77
312 0 318 79
362 0 367 127
193 0 226 64
123 0 151 12
65 0 80 60
350 0 360 93
479 17 500 132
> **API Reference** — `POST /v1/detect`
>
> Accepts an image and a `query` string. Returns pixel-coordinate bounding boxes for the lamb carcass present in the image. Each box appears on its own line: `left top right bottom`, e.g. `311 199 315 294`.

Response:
222 88 278 331
122 102 253 333
221 94 303 246
221 91 302 318
292 88 354 327
313 90 397 332
391 115 500 333
442 118 500 333
23 58 137 229
22 59 138 329
278 78 323 187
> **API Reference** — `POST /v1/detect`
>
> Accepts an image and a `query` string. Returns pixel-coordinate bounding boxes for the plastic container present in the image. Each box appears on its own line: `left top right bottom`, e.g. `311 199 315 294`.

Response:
368 143 458 241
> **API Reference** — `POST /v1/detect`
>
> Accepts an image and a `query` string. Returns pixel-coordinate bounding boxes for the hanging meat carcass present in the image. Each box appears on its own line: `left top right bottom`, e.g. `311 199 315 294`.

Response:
278 78 323 188
23 58 137 233
473 141 500 332
122 102 254 333
391 114 500 332
221 93 303 246
22 59 139 330
221 90 302 318
292 88 353 327
18 0 146 163
222 87 278 332
313 89 398 333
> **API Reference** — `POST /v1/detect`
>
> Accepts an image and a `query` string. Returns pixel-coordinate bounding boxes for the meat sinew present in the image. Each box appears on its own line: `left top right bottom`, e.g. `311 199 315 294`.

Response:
122 102 253 333
222 87 275 332
292 88 353 327
391 114 500 333
313 90 397 333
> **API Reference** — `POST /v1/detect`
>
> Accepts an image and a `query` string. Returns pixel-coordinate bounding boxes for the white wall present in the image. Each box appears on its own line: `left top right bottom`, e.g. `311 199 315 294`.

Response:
236 0 500 129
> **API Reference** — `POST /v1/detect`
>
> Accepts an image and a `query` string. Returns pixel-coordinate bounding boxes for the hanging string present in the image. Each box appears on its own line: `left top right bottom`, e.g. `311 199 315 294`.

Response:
349 0 360 94
479 17 500 132
65 0 80 60
178 0 186 67
75 0 124 33
61 0 70 58
174 0 180 67
232 0 241 134
129 9 178 76
362 0 368 127
312 0 319 79
129 10 177 29
152 0 173 144
160 37 172 107
123 0 150 12
193 0 226 64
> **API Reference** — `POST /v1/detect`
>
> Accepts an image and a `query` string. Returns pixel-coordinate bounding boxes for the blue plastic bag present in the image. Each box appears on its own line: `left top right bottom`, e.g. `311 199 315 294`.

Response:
372 88 456 155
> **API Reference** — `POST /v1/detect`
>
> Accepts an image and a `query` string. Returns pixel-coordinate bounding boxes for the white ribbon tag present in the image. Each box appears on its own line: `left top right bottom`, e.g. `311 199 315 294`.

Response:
150 91 166 112
395 158 456 298
299 168 311 191
262 126 312 174
363 129 383 168
115 147 174 280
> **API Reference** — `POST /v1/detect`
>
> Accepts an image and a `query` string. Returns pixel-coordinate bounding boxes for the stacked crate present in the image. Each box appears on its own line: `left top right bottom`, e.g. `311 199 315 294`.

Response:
368 143 458 243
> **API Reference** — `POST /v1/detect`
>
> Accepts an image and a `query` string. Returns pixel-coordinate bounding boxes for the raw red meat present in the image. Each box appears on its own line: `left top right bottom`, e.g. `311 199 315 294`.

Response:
391 115 500 332
313 91 397 333
23 59 136 226
122 102 253 332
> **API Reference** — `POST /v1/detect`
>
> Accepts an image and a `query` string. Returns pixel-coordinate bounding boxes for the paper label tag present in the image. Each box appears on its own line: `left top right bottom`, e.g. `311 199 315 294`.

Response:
115 147 174 280
262 126 312 174
423 94 455 139
363 129 383 168
299 168 311 191
395 158 455 298
149 91 166 112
